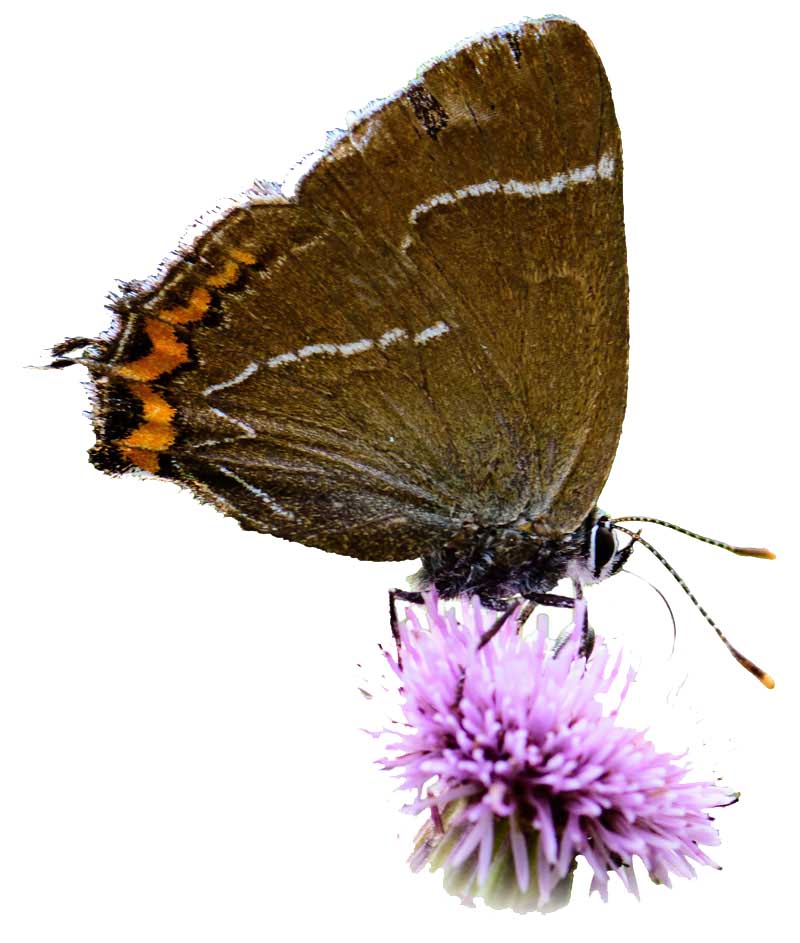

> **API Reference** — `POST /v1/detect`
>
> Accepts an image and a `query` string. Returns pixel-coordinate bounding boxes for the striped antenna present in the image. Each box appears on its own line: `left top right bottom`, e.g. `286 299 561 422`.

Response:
609 516 775 559
611 524 775 690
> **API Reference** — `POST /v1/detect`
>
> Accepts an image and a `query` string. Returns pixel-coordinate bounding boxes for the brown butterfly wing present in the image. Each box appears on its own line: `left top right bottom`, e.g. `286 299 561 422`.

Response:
86 17 627 560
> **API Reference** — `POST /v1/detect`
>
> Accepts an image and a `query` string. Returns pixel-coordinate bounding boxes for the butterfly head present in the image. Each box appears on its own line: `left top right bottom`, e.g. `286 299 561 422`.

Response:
569 510 636 586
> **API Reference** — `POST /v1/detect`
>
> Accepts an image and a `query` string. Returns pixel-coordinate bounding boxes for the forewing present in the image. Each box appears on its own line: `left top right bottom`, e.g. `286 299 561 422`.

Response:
86 17 627 559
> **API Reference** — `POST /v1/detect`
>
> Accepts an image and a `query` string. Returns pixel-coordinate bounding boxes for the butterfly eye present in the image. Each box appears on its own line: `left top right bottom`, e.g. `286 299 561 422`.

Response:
591 523 618 578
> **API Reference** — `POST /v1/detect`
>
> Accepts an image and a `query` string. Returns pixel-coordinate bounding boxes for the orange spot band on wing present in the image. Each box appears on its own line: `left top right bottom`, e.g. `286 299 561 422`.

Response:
116 318 189 381
109 248 259 473
206 260 240 288
117 383 177 460
118 446 160 474
160 287 213 325
133 382 176 426
230 249 257 265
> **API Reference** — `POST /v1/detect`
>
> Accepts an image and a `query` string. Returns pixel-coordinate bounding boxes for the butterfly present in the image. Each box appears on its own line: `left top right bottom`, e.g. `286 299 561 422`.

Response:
52 16 774 684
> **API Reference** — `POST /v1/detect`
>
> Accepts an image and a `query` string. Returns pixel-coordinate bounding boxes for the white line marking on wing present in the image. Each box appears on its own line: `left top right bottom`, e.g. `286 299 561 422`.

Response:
238 320 451 373
414 321 450 345
209 407 256 438
378 327 407 348
203 362 260 396
401 152 617 250
216 464 295 520
338 338 373 357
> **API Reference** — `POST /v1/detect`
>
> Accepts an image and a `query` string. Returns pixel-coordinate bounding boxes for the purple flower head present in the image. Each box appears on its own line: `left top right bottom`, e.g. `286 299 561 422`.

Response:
379 593 734 912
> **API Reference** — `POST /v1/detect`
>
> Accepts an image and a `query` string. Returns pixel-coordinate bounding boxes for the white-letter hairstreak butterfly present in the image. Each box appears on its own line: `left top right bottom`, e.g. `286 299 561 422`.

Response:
51 16 774 685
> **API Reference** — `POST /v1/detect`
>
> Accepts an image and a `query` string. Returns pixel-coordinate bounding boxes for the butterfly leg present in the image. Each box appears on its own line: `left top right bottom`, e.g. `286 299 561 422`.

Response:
478 592 576 650
388 588 424 659
522 592 576 609
519 588 594 659
516 599 536 630
572 580 595 658
477 601 520 650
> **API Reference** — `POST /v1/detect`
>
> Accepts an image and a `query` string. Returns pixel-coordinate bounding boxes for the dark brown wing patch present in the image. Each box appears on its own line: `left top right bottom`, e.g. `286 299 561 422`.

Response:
405 85 449 138
67 17 628 561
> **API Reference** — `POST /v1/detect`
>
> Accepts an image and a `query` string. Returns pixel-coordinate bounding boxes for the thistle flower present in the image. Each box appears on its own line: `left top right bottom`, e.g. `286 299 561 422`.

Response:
379 594 734 912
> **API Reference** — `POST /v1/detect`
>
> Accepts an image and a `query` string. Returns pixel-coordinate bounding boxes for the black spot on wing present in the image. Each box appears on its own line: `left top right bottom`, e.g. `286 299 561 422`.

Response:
405 84 449 139
506 31 522 65
98 378 145 443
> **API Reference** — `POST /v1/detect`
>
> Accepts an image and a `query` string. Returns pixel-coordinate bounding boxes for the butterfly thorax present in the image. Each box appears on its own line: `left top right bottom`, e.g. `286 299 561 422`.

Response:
414 510 598 609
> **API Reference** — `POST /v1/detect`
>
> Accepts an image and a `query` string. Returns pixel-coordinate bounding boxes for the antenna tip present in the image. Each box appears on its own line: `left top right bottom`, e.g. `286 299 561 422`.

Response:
735 653 775 688
733 547 776 560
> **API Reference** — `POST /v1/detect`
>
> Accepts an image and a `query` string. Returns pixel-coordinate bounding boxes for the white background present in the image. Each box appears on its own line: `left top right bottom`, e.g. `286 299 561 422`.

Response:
3 1 798 940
